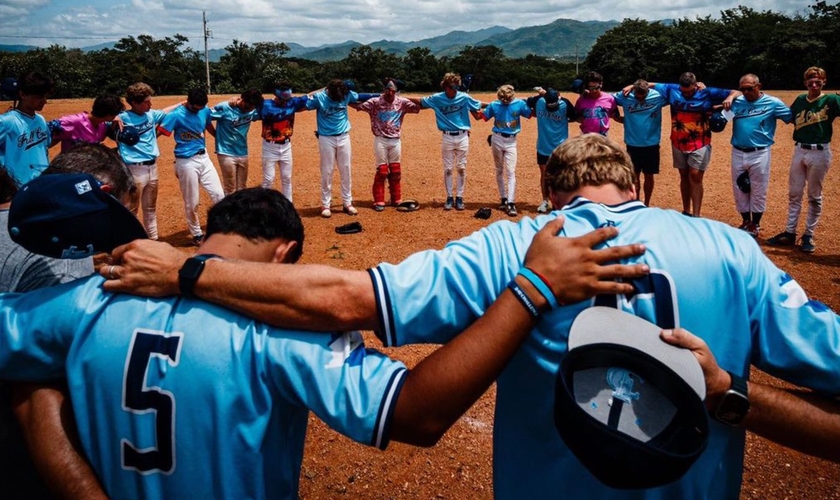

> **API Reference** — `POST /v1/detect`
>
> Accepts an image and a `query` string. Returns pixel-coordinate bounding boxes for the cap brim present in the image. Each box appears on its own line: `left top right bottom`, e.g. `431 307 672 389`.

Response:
569 307 705 399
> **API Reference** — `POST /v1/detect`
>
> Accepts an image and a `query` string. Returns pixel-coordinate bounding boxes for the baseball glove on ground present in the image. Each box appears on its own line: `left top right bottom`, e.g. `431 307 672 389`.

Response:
396 200 420 212
474 207 492 219
335 221 362 235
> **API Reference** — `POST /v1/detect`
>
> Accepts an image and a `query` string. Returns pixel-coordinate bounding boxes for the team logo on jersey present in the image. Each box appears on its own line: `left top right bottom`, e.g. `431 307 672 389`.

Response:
17 127 49 150
325 331 364 368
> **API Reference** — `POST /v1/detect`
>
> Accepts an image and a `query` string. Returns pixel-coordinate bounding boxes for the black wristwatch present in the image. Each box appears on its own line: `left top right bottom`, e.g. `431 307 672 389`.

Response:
178 254 221 297
714 371 750 426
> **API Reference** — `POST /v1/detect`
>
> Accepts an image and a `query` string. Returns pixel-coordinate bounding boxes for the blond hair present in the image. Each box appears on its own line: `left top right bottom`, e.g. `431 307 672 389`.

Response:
544 134 635 194
441 73 461 89
125 82 154 104
497 84 515 104
804 67 827 81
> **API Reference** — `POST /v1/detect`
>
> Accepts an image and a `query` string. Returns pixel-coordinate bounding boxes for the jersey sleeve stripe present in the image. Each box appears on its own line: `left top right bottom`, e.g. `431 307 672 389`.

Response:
372 367 408 449
368 268 396 347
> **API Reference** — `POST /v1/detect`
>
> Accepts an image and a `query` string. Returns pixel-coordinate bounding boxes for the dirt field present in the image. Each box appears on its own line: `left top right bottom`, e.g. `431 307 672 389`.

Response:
45 90 840 499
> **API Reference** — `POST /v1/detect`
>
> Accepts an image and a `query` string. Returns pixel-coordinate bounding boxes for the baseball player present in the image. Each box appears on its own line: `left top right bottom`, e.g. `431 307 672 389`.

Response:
116 82 180 241
525 87 576 213
635 73 738 217
49 94 125 153
612 79 667 206
210 89 263 195
0 71 53 186
0 184 619 499
353 78 421 211
408 73 482 211
728 74 792 238
306 80 368 218
478 84 533 216
158 88 225 245
767 66 840 253
106 134 840 499
574 72 619 136
256 82 311 201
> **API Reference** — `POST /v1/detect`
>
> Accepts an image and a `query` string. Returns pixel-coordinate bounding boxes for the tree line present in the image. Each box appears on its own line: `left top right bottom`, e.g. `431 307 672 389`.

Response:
0 1 837 99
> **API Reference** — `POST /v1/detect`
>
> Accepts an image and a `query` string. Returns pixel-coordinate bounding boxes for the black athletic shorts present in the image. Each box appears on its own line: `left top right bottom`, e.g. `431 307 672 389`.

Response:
537 153 550 166
627 145 660 174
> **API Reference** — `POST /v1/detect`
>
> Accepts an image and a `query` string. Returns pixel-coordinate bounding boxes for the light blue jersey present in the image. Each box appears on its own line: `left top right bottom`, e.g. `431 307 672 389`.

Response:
614 90 667 147
210 101 257 157
730 94 793 148
370 198 840 500
305 91 359 136
0 275 405 500
159 106 212 158
420 91 481 132
527 95 575 157
116 109 167 164
0 109 50 186
483 99 532 135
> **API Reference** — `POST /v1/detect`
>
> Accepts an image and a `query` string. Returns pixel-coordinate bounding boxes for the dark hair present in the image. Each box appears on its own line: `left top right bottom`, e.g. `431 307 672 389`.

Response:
187 88 208 106
206 187 304 263
0 168 18 203
43 143 135 202
241 88 264 108
17 72 54 97
272 81 292 92
326 79 348 102
91 94 125 118
679 72 697 87
582 71 603 85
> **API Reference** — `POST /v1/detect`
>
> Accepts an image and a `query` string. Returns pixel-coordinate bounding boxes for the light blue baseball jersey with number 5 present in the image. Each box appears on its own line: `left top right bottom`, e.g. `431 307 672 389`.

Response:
369 198 840 500
0 276 406 500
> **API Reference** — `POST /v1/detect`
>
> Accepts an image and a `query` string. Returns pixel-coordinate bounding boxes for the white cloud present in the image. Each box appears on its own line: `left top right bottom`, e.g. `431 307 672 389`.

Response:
0 0 818 50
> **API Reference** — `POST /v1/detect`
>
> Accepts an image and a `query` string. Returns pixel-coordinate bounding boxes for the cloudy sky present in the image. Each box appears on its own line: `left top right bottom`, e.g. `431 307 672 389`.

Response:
0 0 815 51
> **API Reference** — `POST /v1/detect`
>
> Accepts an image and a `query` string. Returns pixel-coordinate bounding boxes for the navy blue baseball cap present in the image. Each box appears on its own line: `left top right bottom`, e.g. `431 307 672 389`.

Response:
554 307 709 489
8 173 147 258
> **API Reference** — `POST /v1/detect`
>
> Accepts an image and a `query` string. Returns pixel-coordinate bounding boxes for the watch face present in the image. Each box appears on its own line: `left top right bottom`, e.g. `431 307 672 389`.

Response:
715 390 751 425
180 258 205 279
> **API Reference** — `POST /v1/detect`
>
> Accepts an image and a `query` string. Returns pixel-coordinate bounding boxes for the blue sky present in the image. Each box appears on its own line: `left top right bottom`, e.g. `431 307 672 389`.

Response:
0 0 815 51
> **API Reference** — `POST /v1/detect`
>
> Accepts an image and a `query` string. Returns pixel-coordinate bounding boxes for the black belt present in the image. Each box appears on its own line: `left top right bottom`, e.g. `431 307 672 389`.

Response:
494 132 515 138
797 142 826 150
266 138 290 145
733 146 766 153
444 130 466 136
176 149 206 159
129 159 156 166
321 132 348 137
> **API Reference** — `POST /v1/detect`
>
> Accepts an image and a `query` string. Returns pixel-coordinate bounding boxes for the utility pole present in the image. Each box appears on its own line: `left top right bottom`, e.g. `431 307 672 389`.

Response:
203 11 211 94
575 43 579 76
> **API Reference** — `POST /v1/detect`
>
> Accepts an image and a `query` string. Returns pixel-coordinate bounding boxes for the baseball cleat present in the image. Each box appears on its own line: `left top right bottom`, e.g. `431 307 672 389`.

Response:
506 203 518 217
444 196 454 210
343 204 358 216
321 207 332 218
537 200 550 214
455 197 465 211
799 235 816 253
499 198 508 211
767 231 796 246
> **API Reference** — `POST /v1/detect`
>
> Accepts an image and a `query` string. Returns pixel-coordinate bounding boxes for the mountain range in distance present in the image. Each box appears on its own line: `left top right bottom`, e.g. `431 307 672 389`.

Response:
0 18 622 62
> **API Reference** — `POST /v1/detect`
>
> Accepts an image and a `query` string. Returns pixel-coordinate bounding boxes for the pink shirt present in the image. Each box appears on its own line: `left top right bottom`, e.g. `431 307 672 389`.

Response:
56 112 110 152
357 96 421 138
575 93 618 136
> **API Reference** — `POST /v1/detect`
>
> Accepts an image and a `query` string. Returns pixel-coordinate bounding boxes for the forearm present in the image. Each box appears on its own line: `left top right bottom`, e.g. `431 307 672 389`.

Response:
197 260 378 331
12 383 109 500
390 277 542 446
743 383 840 463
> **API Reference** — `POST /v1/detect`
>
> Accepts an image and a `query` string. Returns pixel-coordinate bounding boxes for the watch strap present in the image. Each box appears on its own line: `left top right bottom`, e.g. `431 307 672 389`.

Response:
178 254 221 297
